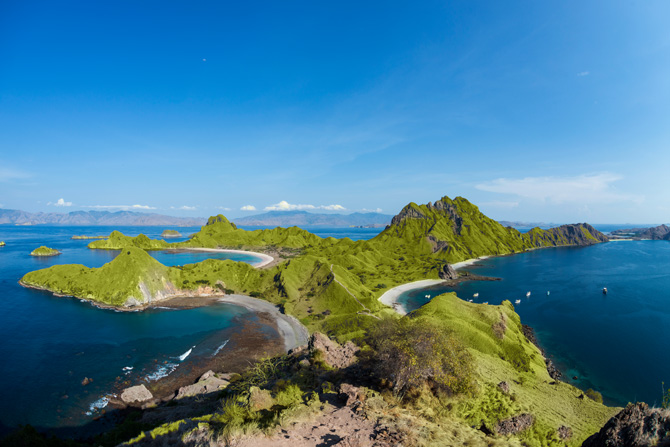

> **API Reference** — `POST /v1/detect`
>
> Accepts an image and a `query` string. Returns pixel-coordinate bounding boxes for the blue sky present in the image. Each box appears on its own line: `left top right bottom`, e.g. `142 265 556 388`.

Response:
1 1 669 223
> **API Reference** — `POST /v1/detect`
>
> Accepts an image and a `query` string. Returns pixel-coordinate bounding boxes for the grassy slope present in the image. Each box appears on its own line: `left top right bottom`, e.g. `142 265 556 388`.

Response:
30 246 61 256
17 196 617 445
413 293 618 446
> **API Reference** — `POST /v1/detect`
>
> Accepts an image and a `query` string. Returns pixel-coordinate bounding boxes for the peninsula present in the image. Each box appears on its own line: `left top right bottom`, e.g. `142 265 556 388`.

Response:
17 196 626 446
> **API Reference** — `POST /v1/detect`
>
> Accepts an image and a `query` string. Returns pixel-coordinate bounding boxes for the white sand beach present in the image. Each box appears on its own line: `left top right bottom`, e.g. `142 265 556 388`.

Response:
378 279 446 315
450 255 491 270
172 248 275 268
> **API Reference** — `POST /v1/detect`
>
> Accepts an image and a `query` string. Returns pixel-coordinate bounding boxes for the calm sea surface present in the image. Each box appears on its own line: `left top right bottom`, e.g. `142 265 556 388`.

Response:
399 238 670 407
1 223 664 431
0 225 382 433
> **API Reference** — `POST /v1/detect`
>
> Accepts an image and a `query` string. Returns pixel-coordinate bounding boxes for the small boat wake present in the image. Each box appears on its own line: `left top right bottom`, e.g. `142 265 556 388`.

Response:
212 339 229 357
177 346 195 362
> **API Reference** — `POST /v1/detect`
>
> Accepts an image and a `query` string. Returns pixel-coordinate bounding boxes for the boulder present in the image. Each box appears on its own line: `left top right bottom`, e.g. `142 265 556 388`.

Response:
308 332 359 369
339 383 364 406
121 384 153 404
558 425 572 440
439 263 458 280
495 413 534 435
497 381 510 394
176 376 229 399
582 402 670 447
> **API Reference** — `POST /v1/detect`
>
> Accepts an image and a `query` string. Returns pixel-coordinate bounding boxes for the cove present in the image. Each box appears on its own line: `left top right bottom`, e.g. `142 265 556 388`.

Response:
398 241 670 407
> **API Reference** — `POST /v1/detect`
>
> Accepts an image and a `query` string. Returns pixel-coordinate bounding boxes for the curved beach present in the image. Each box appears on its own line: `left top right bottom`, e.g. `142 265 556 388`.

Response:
218 294 309 351
170 247 275 268
379 256 491 314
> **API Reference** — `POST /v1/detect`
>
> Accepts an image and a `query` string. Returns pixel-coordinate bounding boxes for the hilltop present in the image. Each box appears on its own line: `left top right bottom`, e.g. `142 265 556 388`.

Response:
17 195 616 446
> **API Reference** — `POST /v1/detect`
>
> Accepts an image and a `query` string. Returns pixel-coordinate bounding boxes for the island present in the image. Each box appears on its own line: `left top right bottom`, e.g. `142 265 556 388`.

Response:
29 246 61 257
161 229 182 238
610 224 670 240
71 235 107 240
18 195 638 447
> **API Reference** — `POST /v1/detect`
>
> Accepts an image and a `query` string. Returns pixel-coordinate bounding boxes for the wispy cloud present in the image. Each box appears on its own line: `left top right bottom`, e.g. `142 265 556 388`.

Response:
577 71 590 77
264 200 346 211
476 173 642 204
240 205 257 211
0 166 31 182
48 198 73 207
83 204 157 210
360 207 383 213
480 201 519 208
171 205 197 211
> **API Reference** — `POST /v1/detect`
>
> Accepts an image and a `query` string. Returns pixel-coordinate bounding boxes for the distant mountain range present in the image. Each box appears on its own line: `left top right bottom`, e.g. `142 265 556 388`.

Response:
233 210 394 227
0 209 206 226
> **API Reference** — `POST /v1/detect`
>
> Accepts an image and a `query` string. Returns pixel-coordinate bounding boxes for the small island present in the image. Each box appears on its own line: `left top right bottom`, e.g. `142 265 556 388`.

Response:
30 246 61 257
161 229 182 238
71 235 107 240
0 241 5 247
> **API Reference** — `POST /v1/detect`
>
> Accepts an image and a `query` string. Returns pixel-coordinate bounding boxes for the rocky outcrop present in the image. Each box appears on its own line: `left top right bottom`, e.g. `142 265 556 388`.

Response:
309 332 359 369
121 384 153 404
611 224 670 240
495 413 534 435
558 425 573 440
582 403 670 447
175 371 229 399
438 263 458 280
522 324 562 380
248 386 273 411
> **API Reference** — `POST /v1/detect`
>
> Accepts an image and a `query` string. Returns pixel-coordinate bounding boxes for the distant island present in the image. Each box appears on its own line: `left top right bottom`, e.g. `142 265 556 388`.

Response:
30 246 61 257
233 210 393 227
161 229 182 238
71 235 107 240
610 224 670 240
0 209 205 226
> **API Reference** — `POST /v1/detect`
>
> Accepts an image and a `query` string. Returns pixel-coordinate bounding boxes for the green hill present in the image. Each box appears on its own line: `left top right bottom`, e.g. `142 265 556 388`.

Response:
29 246 61 257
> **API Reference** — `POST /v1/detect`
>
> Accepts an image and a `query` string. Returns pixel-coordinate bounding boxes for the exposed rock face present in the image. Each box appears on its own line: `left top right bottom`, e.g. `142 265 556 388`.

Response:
439 263 458 280
121 384 153 404
339 383 365 406
498 381 510 394
558 425 573 440
495 413 534 435
308 332 359 369
582 403 670 447
522 324 562 380
176 374 229 399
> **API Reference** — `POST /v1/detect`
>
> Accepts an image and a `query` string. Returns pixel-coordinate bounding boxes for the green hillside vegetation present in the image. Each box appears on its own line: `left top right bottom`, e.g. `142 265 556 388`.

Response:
15 196 617 446
161 229 181 238
30 246 61 257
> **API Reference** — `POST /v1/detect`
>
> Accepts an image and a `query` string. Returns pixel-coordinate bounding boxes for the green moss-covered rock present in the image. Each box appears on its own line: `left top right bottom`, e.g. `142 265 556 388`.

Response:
30 246 60 257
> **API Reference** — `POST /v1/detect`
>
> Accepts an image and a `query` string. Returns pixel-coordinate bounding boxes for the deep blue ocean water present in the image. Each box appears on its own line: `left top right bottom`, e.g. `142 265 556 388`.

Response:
0 225 382 432
398 239 670 407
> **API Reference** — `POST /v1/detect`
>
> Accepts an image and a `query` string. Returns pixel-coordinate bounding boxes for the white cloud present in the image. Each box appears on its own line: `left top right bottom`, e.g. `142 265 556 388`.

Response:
577 71 590 77
480 201 519 208
476 173 643 205
83 204 156 210
361 208 383 213
49 198 73 207
240 205 257 211
171 205 197 211
321 204 346 211
264 200 346 211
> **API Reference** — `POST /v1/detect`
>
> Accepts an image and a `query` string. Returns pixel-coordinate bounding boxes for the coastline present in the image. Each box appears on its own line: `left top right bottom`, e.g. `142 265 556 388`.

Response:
217 294 309 351
167 247 275 268
378 279 447 315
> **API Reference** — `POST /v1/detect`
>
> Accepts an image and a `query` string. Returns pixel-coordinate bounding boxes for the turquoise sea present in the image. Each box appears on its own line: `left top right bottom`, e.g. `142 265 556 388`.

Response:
398 238 670 407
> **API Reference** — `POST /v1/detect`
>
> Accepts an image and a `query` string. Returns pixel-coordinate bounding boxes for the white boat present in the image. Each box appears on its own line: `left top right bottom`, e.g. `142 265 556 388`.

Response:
425 294 430 298
483 301 488 305
547 291 550 296
473 293 479 298
603 287 608 294
526 291 531 297
515 299 521 304
468 299 473 302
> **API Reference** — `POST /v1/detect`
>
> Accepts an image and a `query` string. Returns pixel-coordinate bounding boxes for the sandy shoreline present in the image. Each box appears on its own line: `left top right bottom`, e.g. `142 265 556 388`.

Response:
378 279 447 315
217 294 309 351
378 256 494 315
168 247 275 268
